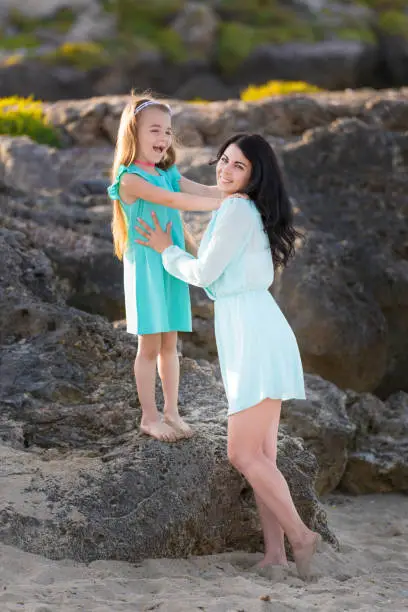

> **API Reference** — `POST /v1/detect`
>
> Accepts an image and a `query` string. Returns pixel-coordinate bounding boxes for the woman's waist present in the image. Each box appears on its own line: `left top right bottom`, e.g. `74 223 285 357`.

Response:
213 287 272 301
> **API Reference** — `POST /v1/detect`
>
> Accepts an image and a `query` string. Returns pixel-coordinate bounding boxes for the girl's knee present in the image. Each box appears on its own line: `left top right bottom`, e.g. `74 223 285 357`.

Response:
159 332 178 358
137 335 161 361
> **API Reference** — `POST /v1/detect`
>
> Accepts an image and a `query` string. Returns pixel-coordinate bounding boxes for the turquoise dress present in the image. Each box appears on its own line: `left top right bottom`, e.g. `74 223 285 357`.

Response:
107 164 192 335
162 196 306 415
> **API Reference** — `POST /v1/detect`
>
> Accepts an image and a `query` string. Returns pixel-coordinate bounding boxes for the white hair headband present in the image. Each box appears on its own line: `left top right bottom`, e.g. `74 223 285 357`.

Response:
134 100 172 115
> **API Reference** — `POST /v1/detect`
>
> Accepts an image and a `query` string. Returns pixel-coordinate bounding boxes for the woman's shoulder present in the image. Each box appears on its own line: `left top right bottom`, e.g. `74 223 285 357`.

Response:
221 193 256 212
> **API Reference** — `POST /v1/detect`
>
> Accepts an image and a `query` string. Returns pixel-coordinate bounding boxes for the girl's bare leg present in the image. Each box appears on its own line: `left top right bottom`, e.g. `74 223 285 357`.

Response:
228 399 320 579
158 331 193 438
255 405 288 566
135 334 178 442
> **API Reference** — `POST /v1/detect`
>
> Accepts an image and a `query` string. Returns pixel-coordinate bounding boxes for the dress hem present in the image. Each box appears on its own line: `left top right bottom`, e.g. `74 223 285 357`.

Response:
127 327 193 336
227 393 306 416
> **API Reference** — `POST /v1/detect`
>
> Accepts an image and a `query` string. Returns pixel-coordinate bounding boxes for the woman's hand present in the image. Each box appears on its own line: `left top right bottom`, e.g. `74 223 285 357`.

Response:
135 212 173 253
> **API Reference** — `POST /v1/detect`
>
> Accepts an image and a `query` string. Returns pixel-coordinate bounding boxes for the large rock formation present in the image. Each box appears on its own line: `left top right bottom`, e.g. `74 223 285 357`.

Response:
1 89 408 528
2 90 408 397
340 391 408 494
0 227 338 561
282 377 408 497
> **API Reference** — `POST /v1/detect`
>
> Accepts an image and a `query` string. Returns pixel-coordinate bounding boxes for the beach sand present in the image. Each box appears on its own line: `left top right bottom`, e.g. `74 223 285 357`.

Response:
1 493 407 612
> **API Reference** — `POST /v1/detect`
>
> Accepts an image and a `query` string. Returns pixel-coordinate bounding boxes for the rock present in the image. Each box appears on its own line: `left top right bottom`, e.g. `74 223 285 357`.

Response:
260 95 333 138
272 230 388 393
3 94 408 400
282 118 408 395
0 60 95 102
364 97 408 132
171 2 219 59
180 315 217 362
64 5 116 43
0 136 60 193
38 91 408 149
235 40 378 91
0 141 124 321
282 374 355 495
174 74 235 101
0 195 124 321
379 33 408 87
0 228 337 561
352 250 408 399
0 0 93 21
340 391 408 494
177 148 217 183
0 230 63 347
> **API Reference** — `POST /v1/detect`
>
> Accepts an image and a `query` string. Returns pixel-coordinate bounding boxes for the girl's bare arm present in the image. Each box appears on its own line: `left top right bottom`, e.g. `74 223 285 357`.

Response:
179 175 221 198
120 174 220 212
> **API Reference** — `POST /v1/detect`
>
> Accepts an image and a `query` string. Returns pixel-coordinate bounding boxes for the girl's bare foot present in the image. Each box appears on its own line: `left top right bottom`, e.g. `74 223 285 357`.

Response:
292 532 322 580
140 419 179 442
164 414 194 439
256 555 289 569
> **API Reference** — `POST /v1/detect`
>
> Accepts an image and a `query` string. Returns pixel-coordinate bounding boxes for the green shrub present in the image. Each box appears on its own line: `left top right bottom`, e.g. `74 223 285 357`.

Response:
8 7 75 35
336 27 376 43
0 33 39 50
41 42 110 71
217 0 279 25
357 1 407 10
217 19 319 74
217 22 259 73
153 28 188 62
378 10 408 37
103 0 183 33
0 97 60 147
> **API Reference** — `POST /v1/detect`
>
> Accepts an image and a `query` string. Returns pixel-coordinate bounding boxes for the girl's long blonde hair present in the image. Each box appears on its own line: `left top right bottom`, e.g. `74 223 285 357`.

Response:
111 93 176 260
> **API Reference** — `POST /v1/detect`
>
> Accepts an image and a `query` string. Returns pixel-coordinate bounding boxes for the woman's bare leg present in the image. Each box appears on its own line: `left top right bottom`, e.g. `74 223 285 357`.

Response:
255 404 287 566
135 333 178 442
228 399 320 578
158 331 193 438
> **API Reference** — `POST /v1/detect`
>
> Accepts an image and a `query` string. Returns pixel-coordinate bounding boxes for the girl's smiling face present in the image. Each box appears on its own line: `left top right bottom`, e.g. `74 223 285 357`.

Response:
216 143 252 195
136 107 172 164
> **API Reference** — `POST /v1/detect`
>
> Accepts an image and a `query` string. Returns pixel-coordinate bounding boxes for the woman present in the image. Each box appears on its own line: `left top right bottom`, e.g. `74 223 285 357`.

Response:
135 133 321 579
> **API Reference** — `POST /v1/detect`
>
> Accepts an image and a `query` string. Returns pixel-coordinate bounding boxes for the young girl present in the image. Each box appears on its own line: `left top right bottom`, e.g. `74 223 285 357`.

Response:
108 96 221 442
135 133 321 579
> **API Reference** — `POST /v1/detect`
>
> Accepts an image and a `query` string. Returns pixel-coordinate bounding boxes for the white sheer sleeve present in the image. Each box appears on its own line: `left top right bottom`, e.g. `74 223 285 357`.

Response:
162 197 255 287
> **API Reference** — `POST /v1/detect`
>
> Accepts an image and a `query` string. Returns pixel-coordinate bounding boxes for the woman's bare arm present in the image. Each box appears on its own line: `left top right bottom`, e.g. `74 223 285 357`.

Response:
179 175 221 198
120 173 220 212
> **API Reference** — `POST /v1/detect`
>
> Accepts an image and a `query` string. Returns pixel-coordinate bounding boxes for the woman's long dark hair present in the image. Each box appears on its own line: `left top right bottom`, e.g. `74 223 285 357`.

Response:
212 133 301 268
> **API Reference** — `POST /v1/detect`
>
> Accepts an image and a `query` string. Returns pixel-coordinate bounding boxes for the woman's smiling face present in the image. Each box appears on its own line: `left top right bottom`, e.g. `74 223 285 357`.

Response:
216 143 252 195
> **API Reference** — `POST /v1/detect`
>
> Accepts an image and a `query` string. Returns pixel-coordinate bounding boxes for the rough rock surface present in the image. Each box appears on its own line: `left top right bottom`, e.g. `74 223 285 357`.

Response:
0 227 337 561
2 91 408 397
282 375 355 495
340 391 408 494
272 231 388 393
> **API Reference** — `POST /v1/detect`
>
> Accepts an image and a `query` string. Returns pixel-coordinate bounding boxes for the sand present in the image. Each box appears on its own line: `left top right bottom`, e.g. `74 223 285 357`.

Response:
1 493 407 612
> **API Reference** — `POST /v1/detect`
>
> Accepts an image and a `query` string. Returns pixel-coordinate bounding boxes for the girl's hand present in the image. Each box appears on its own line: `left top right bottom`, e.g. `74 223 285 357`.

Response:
135 212 173 253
